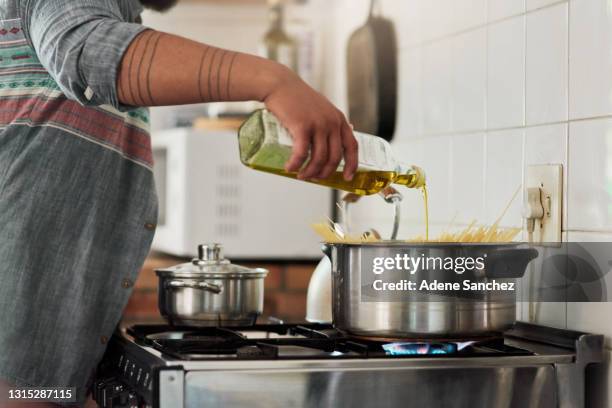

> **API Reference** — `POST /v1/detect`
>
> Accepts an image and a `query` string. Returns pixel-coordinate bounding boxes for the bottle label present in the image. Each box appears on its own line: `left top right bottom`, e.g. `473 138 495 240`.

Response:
260 110 392 172
353 132 392 170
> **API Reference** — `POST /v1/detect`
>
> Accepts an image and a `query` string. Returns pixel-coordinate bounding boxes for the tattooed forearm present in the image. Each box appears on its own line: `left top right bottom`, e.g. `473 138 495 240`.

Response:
119 30 158 106
206 48 220 101
117 29 277 106
196 46 211 102
118 31 141 104
143 32 162 105
133 31 156 105
225 52 238 100
216 51 227 101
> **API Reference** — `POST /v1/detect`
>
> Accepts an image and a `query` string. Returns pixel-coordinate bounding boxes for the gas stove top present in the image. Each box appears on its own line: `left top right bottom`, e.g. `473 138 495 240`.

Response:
93 322 604 408
125 323 533 361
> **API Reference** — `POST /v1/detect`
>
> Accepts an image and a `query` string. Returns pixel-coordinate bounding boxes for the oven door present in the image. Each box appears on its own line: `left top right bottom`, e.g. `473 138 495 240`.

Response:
181 364 558 408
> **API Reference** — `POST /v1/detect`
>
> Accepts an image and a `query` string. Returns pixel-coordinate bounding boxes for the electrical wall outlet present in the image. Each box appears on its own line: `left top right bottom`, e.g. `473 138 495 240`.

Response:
524 165 563 243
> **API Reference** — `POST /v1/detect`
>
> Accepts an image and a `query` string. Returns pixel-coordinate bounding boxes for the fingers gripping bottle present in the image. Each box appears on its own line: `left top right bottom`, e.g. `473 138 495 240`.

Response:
238 109 426 196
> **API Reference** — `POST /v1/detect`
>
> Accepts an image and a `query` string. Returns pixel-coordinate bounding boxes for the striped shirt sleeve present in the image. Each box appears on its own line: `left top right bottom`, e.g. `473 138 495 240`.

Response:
19 0 148 110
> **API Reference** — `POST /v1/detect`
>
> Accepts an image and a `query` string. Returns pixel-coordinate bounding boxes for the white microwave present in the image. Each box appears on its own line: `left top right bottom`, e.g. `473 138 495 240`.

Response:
151 127 332 259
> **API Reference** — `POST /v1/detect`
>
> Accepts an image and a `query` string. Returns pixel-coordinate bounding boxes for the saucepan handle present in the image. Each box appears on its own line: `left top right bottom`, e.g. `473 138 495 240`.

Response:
484 248 539 279
165 280 222 294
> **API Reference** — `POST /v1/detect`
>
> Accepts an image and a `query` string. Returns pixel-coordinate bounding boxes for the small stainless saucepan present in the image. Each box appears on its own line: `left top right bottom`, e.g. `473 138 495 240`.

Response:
156 243 268 327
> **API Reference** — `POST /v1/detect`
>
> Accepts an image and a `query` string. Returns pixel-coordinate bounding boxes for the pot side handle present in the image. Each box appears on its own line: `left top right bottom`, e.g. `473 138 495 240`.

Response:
484 248 539 279
321 244 332 259
165 280 222 294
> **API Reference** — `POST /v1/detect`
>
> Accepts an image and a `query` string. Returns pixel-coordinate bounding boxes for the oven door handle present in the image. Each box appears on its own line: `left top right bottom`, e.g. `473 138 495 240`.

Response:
165 280 222 294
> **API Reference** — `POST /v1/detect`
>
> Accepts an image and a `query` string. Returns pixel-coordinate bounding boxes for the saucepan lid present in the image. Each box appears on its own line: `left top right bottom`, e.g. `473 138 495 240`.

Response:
155 243 268 278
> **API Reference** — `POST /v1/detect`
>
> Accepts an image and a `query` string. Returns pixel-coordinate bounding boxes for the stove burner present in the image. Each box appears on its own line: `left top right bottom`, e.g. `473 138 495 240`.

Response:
382 341 477 355
348 333 502 343
383 342 457 355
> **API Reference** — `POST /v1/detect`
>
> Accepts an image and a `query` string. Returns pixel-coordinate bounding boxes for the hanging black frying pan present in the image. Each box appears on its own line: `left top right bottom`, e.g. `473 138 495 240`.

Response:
346 0 398 142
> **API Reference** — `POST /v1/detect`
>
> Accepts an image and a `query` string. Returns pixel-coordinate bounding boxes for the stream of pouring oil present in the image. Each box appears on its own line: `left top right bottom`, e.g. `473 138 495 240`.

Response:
421 185 429 241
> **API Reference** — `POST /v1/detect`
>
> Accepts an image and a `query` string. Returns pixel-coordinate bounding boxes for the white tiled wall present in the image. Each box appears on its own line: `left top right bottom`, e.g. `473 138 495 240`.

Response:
450 133 486 223
487 15 525 129
422 41 453 134
568 118 612 231
325 1 612 405
569 0 612 120
525 3 568 125
485 128 524 226
451 29 487 132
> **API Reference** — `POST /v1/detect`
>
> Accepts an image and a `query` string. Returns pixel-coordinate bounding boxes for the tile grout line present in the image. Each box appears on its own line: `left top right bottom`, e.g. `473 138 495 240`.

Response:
524 2 528 130
450 33 456 144
397 221 612 233
523 0 529 245
483 0 489 222
521 0 527 241
567 0 571 123
407 113 612 141
564 6 571 325
448 137 454 221
564 228 612 234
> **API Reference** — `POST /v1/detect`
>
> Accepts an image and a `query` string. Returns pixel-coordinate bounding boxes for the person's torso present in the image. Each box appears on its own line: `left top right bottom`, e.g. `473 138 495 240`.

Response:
0 1 158 397
0 0 152 169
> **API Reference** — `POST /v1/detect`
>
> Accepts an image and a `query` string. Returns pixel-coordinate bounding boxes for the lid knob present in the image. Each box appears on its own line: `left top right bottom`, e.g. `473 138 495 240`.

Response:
197 243 223 262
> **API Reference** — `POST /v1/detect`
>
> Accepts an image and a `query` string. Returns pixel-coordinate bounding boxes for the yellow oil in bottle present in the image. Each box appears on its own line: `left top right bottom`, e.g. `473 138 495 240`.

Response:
248 163 425 196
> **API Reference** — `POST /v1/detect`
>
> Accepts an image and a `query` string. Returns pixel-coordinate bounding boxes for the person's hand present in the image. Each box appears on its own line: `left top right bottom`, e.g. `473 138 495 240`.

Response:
264 67 358 181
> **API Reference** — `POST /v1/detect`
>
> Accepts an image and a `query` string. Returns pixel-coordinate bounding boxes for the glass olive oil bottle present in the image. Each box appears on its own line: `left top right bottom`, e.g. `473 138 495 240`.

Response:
238 109 426 196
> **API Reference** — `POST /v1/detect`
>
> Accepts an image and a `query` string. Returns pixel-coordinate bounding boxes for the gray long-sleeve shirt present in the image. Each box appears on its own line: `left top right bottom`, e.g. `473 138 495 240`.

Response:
0 1 157 405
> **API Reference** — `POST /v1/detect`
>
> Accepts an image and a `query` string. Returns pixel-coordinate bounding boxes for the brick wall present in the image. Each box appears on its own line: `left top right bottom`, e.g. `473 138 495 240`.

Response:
123 252 317 324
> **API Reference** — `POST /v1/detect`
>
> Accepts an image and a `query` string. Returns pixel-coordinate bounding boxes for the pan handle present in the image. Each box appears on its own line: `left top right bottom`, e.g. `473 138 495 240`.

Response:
321 244 332 260
165 280 222 294
380 186 402 240
483 248 539 279
341 187 402 240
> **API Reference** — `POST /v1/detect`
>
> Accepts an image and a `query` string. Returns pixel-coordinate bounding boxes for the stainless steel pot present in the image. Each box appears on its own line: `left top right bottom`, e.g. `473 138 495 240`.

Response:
324 242 538 338
156 243 268 327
